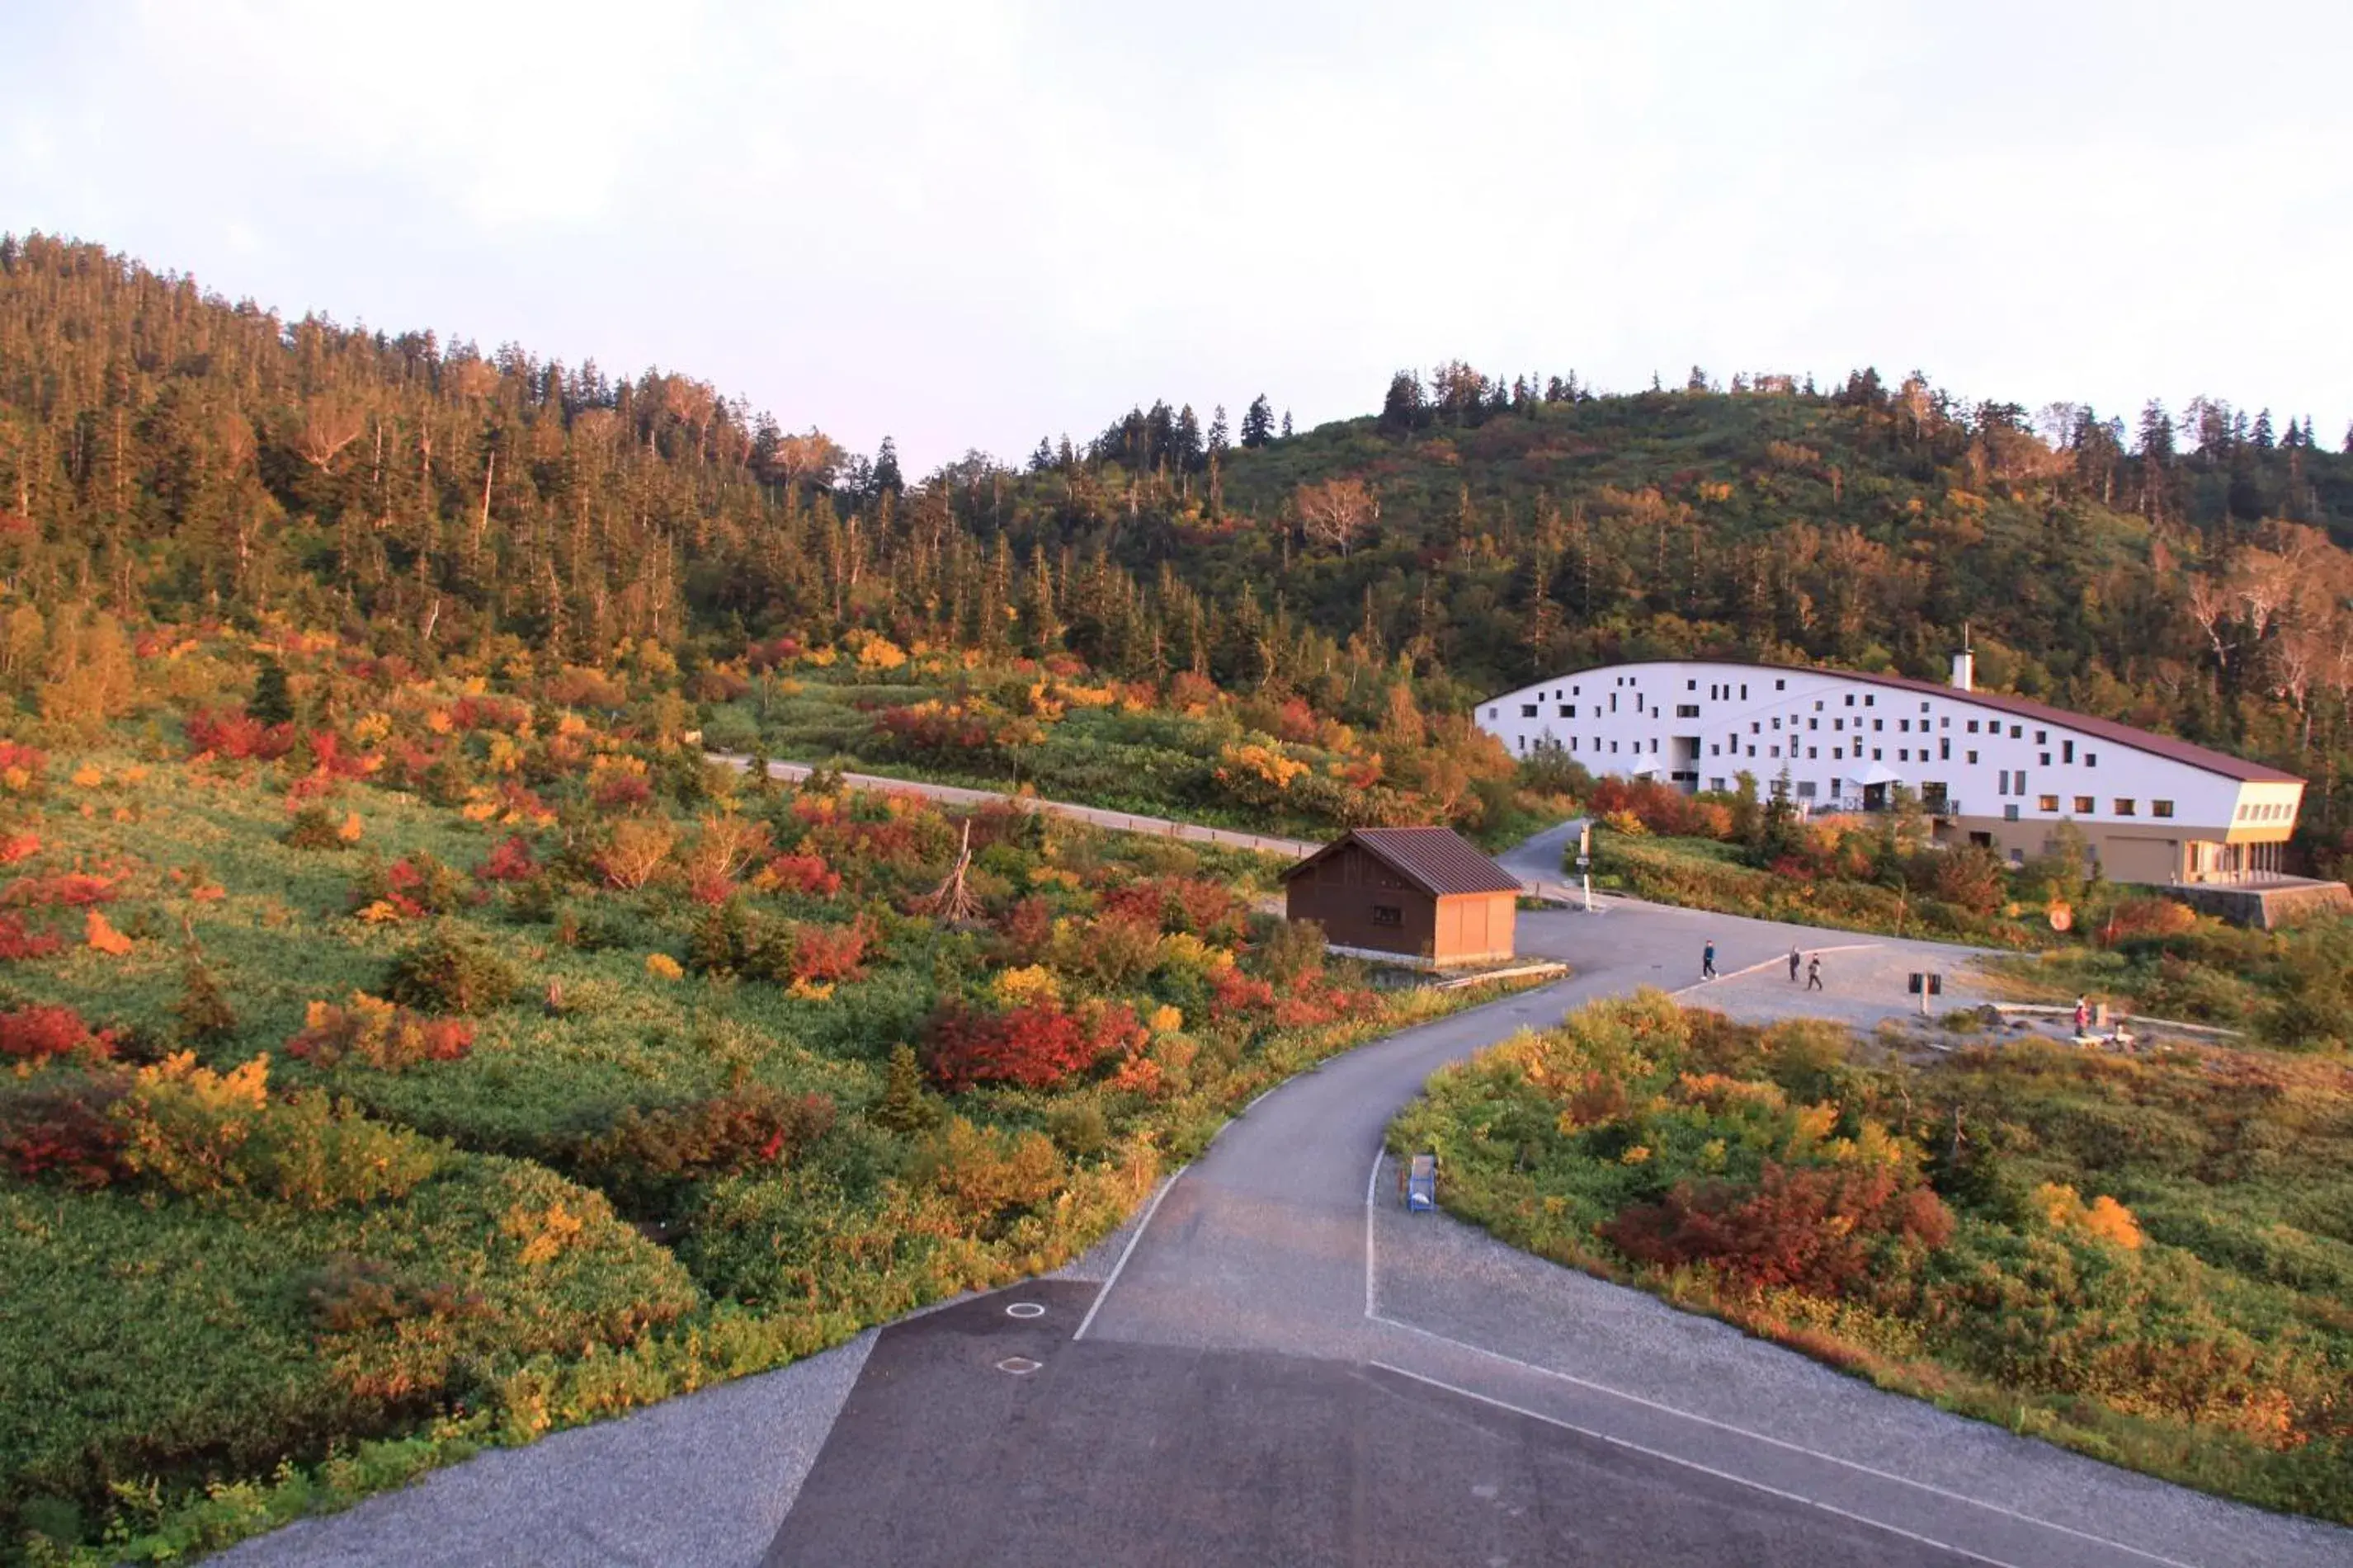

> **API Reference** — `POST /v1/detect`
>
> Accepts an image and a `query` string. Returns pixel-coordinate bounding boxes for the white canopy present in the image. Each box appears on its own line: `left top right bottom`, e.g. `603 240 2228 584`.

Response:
1857 760 1904 786
1629 761 1662 776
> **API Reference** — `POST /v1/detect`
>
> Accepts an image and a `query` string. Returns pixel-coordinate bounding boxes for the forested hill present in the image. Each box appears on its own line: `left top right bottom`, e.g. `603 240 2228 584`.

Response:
3 232 2351 844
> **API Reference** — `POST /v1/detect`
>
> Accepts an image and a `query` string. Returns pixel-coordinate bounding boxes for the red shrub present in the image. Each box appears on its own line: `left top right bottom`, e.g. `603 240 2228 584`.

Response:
286 999 474 1071
449 695 531 733
923 1001 1106 1091
745 636 802 672
989 897 1056 965
759 851 842 897
0 1003 105 1065
474 835 540 883
1601 1162 1955 1298
0 1074 130 1187
1587 776 1730 840
1098 876 1243 940
1210 968 1277 1014
790 920 871 985
186 708 298 761
591 771 654 811
3 873 116 907
0 742 47 783
0 832 40 865
2101 897 2200 945
0 912 63 961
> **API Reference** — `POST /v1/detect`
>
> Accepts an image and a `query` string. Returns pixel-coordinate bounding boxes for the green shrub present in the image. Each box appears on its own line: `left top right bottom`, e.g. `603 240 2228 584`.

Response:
386 924 520 1015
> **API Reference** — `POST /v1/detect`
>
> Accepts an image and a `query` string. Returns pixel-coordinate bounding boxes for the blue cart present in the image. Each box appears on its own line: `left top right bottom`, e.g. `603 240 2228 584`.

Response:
1403 1152 1438 1213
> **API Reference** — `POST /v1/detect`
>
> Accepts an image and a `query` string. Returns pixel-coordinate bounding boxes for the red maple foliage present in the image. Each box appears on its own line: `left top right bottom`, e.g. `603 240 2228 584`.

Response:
185 708 298 761
922 1000 1133 1091
1601 1161 1955 1298
789 920 871 985
760 850 842 897
0 1003 106 1065
3 872 116 907
0 1075 130 1187
474 835 540 883
0 912 64 961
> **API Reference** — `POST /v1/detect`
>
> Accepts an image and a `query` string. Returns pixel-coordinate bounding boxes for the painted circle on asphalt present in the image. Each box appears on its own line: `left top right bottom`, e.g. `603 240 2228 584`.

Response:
1005 1302 1046 1319
997 1356 1043 1375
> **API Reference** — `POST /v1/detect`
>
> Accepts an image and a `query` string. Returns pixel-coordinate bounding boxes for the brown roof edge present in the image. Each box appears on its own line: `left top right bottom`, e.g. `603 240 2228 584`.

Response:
1283 826 1524 896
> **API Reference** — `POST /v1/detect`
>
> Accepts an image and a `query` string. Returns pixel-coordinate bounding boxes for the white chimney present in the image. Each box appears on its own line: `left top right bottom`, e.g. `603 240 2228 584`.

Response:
1950 649 1975 691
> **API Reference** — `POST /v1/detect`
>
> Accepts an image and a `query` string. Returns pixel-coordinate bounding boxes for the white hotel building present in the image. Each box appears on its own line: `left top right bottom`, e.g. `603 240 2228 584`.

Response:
1478 654 2305 887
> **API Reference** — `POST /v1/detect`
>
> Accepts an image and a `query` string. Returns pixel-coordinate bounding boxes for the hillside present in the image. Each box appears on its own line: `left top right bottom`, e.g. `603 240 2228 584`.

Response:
2 233 2349 866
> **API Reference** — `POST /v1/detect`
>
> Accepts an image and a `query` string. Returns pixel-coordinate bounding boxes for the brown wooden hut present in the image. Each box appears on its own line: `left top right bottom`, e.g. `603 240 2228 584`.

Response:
1280 826 1521 967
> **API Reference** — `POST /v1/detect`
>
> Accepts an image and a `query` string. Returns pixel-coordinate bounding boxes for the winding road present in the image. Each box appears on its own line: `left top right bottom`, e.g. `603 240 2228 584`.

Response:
221 817 2353 1568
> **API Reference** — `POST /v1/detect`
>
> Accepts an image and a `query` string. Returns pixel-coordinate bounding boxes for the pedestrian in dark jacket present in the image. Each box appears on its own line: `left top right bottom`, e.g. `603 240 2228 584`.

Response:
1805 954 1823 991
1788 945 1801 982
1701 939 1717 980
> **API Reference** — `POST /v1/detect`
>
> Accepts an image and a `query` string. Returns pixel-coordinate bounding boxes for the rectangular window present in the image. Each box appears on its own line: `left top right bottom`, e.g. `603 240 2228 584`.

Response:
1940 739 1950 760
2074 795 2094 813
1899 719 1911 732
1966 750 1978 764
2114 798 2135 817
1770 745 1780 758
2063 740 2074 763
1873 719 1884 732
1845 695 1856 707
1808 747 1818 760
1797 781 1818 799
2004 804 2020 822
2039 752 2050 766
1998 769 2010 794
1488 707 1498 719
2038 794 2058 812
1833 718 1844 732
1742 684 1750 699
1872 748 1883 760
1968 720 1980 733
2036 730 2048 744
2010 725 2023 739
1751 722 1761 733
2152 800 2174 818
1709 777 1726 792
1676 704 1700 718
1370 905 1402 928
1687 679 1697 690
1521 704 1537 717
2084 752 2096 767
1559 704 1574 718
1865 695 1875 706
1808 718 1818 730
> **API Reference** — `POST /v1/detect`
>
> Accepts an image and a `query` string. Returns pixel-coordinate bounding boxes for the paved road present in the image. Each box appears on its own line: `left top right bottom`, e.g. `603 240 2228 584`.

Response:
217 810 2353 1568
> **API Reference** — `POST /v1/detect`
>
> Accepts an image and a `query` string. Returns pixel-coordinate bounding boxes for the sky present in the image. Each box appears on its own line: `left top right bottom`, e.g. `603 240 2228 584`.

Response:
4 1 2347 473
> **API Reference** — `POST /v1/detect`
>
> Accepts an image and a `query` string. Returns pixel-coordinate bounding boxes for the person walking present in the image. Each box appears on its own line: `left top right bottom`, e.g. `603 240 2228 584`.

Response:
1788 944 1802 982
2073 996 2090 1035
1701 939 1718 981
1805 954 1823 991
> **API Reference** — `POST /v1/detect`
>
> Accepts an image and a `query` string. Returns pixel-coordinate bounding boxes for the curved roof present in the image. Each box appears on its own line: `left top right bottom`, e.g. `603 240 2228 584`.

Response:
1501 660 2303 785
1281 826 1524 896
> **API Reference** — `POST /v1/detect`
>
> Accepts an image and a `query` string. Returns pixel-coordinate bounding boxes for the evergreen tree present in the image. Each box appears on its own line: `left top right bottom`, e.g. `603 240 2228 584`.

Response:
1206 406 1230 462
872 436 903 496
249 657 295 726
1240 395 1273 448
1379 370 1423 434
872 1043 941 1133
1280 410 1293 438
2252 408 2275 449
1029 436 1054 472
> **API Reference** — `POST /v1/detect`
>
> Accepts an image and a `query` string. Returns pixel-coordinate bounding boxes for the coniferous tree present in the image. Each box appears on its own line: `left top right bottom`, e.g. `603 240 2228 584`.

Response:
249 657 294 726
872 437 903 496
1240 395 1273 448
1280 410 1292 439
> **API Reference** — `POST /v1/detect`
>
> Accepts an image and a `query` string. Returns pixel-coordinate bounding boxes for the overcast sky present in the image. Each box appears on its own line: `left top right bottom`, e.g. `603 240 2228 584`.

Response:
5 2 2346 471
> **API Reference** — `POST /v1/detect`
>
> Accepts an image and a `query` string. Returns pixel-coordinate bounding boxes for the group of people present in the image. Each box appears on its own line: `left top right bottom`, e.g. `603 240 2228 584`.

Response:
1697 940 1822 990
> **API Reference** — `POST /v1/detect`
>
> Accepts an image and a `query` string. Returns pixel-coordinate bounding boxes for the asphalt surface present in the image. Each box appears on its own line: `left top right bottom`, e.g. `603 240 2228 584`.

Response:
216 812 2353 1567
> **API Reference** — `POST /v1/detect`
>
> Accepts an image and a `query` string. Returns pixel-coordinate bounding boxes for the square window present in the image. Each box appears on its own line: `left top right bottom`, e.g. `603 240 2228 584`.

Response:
1808 747 1818 759
2039 794 2058 812
2010 725 2023 739
2114 798 2135 817
2085 752 2096 767
1797 781 1818 799
1865 695 1875 706
1370 905 1402 928
2074 795 2094 813
2153 800 2174 818
1967 750 1978 764
1687 679 1697 690
1967 720 1979 733
2004 804 2020 822
1488 707 1498 719
1872 748 1883 760
1560 704 1574 718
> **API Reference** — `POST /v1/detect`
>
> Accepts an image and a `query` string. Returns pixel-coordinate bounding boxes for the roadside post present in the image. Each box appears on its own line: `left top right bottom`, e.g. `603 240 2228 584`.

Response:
1576 820 1594 912
1907 972 1943 1015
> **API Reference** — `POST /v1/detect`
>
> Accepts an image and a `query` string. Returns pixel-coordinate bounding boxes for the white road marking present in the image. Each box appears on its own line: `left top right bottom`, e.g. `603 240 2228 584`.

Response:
1366 1362 2022 1568
1072 1172 1182 1342
1362 1146 1383 1318
1369 1314 2202 1568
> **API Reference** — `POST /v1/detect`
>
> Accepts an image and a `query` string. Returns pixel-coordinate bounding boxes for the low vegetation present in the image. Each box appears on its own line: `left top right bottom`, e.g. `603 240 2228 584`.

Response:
0 633 1525 1563
1391 994 2353 1523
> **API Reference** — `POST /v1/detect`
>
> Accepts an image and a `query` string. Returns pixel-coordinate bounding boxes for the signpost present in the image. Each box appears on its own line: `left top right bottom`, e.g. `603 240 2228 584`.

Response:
1907 972 1944 1015
1575 820 1594 912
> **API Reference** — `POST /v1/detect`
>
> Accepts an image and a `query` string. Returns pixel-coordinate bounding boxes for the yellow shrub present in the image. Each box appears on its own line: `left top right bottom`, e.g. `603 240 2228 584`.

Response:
2033 1181 2144 1250
993 964 1060 1007
645 953 684 981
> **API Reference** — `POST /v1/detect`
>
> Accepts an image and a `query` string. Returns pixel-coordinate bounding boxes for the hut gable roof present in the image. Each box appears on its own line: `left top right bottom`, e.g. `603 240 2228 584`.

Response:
1282 826 1523 897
